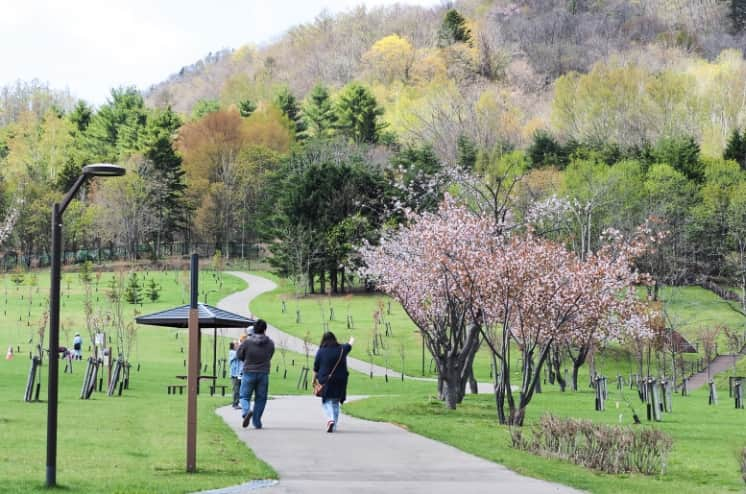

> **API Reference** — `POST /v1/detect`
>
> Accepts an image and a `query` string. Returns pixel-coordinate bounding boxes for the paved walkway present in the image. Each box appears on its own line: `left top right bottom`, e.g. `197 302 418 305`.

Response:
201 272 581 494
217 272 494 394
687 350 746 391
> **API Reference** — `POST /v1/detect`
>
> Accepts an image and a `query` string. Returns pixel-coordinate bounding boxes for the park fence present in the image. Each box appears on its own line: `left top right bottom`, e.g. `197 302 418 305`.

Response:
1 241 262 271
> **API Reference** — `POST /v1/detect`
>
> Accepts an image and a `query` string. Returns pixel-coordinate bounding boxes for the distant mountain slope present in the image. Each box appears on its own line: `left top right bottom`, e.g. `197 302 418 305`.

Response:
144 0 746 124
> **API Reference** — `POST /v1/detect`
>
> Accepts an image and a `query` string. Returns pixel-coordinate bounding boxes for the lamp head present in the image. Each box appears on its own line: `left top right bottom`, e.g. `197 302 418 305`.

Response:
82 163 126 177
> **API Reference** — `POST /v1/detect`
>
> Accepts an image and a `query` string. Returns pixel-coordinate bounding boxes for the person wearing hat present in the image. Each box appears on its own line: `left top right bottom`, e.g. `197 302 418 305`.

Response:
72 332 83 360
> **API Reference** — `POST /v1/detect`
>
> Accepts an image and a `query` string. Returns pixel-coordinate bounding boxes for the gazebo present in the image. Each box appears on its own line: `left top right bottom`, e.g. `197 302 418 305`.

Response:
136 303 255 383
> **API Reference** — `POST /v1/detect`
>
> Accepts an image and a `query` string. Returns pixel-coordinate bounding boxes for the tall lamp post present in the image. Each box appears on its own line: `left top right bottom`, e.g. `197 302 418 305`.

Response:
46 164 125 487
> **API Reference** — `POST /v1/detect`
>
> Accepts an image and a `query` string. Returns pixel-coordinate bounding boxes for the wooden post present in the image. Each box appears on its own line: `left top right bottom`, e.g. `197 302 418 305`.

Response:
186 254 199 473
734 381 743 409
708 380 718 406
650 379 662 421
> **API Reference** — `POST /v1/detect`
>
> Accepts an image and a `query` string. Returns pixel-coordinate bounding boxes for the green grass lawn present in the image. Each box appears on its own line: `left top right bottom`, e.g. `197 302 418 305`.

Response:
3 268 745 493
0 268 437 493
345 385 746 494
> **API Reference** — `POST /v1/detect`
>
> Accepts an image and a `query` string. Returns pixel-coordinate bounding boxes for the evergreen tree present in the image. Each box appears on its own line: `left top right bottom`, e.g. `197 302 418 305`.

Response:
335 83 386 144
653 136 704 182
274 87 306 136
456 135 477 170
239 99 257 118
724 128 746 169
139 106 188 252
144 277 161 303
124 272 143 305
438 9 471 46
68 100 93 132
527 130 569 169
84 87 148 162
54 159 84 193
301 84 337 139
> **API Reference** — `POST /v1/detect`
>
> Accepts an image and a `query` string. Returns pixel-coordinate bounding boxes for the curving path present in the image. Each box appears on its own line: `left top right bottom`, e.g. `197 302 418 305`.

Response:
202 272 582 494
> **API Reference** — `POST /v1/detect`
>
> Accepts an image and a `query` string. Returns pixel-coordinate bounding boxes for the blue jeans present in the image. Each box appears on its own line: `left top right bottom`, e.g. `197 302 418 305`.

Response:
240 372 269 428
231 376 240 406
322 399 340 429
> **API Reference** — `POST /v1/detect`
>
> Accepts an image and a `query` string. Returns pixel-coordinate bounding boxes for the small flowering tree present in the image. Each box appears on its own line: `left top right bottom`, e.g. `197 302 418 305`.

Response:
361 199 491 409
559 227 659 391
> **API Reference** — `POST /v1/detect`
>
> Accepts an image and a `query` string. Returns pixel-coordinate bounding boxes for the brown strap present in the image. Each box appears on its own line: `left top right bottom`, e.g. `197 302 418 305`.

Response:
326 347 345 382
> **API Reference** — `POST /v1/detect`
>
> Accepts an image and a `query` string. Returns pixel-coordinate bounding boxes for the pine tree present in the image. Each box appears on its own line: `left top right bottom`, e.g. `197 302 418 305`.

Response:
301 84 337 139
456 135 477 170
140 106 188 251
68 100 93 132
438 9 471 47
724 127 746 169
144 278 161 303
84 87 148 162
239 99 257 118
274 87 306 136
335 83 386 144
653 135 703 182
124 272 143 305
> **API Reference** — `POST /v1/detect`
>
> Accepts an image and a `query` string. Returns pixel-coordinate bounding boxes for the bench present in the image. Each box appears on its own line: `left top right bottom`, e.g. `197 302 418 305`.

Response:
209 384 228 397
166 382 228 396
167 384 186 395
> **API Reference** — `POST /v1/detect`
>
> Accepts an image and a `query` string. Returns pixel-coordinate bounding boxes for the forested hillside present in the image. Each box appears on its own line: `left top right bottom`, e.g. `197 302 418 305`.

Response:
2 0 746 313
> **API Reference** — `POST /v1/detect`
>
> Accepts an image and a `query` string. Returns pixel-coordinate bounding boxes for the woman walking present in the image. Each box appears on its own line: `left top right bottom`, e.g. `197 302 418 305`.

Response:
313 332 354 433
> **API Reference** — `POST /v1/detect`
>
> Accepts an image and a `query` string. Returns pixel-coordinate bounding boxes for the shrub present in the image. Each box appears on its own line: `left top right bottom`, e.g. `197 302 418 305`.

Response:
511 414 672 475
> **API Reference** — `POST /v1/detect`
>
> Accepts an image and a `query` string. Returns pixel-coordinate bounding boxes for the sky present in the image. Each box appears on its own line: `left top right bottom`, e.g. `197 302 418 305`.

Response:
1 0 441 106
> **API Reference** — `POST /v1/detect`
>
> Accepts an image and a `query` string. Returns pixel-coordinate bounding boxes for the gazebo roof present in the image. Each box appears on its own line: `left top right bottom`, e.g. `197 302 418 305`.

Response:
135 303 255 329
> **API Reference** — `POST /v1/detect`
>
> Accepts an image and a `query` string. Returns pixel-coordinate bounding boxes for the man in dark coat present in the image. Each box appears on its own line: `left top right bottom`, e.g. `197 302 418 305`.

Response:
236 319 274 428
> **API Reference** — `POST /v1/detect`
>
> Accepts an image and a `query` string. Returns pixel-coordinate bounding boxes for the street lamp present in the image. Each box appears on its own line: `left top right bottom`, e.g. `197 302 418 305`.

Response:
46 163 125 487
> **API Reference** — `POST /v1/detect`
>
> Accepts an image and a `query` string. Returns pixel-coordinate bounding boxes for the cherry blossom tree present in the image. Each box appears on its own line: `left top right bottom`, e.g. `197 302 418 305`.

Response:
361 198 494 409
363 197 655 424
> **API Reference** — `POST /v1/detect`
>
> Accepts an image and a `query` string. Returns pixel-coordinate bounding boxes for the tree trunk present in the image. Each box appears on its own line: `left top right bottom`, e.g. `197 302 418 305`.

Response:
320 270 326 294
495 379 506 424
509 406 526 426
330 267 338 294
570 344 590 391
468 364 478 394
551 345 567 392
442 370 459 409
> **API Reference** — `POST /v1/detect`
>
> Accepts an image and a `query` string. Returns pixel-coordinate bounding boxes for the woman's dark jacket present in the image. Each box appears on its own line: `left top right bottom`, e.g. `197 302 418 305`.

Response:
313 343 352 403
